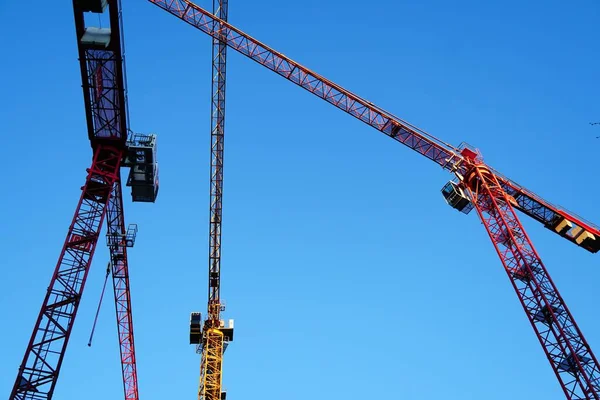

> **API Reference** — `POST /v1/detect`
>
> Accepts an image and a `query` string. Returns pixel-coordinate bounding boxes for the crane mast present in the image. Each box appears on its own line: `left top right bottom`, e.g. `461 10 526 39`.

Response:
147 1 600 397
191 0 234 399
207 0 228 333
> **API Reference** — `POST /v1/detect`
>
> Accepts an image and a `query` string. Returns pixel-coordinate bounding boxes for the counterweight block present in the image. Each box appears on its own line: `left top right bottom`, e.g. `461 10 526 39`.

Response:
190 312 203 345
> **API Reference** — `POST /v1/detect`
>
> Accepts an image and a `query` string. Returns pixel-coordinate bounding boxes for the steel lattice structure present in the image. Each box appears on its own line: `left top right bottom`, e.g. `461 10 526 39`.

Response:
106 181 140 400
145 1 600 397
10 146 122 399
201 329 225 400
465 163 600 399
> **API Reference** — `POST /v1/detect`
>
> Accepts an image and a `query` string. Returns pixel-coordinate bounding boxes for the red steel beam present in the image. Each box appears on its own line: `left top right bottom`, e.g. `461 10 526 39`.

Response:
106 180 140 400
10 146 123 400
465 165 600 399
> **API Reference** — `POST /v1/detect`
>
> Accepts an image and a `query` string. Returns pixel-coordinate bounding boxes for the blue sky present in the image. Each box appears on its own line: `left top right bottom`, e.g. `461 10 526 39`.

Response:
1 0 599 399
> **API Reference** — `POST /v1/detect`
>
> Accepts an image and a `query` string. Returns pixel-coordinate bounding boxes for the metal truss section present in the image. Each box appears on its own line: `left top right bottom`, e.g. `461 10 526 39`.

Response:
200 0 229 396
10 146 123 400
207 0 228 323
147 0 458 170
199 329 224 400
106 180 140 400
465 165 600 399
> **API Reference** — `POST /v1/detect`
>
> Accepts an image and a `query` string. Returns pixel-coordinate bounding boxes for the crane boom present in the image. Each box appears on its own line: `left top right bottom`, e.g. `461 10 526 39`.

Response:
198 0 231 398
148 0 600 254
148 2 459 165
207 0 228 320
10 146 123 400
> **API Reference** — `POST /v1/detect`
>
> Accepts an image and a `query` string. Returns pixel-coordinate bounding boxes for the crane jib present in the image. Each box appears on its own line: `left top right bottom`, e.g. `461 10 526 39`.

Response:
150 0 458 166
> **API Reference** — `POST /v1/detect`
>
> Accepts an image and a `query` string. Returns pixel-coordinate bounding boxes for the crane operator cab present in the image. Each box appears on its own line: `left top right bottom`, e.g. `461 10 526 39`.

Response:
441 181 474 215
123 133 159 203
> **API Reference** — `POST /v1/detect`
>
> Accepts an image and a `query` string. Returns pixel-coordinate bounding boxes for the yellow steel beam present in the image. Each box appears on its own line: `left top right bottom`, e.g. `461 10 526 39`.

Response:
199 328 224 400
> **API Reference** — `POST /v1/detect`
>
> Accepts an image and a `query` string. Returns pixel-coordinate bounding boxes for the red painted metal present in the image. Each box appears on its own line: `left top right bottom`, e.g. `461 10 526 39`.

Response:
464 165 600 399
147 0 600 253
10 146 123 400
147 0 457 167
106 180 139 400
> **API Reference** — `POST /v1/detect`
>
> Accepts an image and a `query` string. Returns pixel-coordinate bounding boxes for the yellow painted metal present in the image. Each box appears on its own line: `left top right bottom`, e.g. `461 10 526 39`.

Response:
198 328 224 400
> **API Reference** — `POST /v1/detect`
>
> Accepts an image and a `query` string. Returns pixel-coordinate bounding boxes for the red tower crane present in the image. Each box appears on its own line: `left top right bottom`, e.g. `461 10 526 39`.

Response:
146 1 600 398
9 1 159 399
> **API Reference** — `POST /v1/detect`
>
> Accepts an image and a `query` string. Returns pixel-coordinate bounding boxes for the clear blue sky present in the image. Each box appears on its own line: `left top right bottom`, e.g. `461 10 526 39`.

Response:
1 0 599 399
